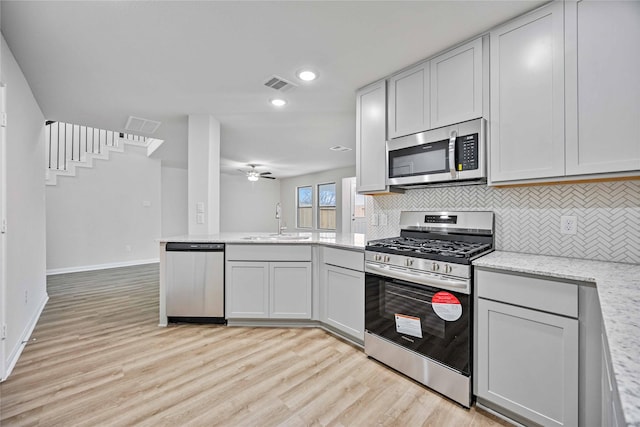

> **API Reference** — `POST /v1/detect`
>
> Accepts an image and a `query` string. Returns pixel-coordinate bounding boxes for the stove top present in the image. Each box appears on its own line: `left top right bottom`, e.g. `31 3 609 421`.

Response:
366 236 492 264
366 211 495 265
368 237 491 257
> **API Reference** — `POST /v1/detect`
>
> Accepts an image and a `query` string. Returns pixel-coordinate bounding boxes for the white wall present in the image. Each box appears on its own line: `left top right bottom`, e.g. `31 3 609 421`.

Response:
1 36 48 379
161 166 188 237
46 145 161 272
280 166 356 233
220 173 281 232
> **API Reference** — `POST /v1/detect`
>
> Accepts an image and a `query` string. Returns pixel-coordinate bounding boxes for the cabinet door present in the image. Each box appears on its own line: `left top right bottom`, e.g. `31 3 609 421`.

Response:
270 262 312 319
322 265 364 342
565 0 640 176
601 330 626 427
388 61 430 138
356 80 388 193
489 2 565 183
430 37 483 128
225 261 269 319
477 298 578 427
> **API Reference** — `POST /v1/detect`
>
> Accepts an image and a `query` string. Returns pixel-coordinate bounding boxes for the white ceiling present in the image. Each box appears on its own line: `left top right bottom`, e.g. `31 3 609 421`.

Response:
1 0 545 178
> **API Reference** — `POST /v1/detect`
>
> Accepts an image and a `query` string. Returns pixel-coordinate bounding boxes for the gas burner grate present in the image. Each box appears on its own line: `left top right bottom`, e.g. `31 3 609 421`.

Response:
367 237 491 259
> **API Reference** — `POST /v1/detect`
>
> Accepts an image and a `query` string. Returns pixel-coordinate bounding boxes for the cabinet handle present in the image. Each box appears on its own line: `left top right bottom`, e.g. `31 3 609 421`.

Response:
449 130 457 179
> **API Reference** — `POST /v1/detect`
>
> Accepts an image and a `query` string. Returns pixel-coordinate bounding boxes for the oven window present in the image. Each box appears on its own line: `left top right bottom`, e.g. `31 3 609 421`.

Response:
384 283 445 339
388 139 449 178
365 273 471 375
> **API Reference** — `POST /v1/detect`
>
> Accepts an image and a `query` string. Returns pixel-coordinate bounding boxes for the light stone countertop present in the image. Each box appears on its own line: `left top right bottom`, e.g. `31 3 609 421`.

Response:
473 251 640 426
158 232 366 251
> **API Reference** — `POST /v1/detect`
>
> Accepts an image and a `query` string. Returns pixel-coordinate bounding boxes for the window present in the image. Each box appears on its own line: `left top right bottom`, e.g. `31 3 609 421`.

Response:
297 186 313 228
317 182 336 230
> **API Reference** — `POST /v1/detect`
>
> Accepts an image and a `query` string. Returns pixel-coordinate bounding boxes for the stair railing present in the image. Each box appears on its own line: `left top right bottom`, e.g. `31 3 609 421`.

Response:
45 121 147 171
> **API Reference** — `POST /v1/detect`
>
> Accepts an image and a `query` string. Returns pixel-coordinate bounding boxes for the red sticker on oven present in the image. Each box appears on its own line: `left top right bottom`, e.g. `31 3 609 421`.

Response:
432 291 462 321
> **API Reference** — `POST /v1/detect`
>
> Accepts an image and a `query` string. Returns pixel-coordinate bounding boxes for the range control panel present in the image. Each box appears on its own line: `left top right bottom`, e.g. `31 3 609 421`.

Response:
456 133 479 171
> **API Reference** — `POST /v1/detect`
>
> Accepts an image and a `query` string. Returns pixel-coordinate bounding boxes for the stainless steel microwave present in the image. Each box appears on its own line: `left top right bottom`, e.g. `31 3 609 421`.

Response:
387 118 486 187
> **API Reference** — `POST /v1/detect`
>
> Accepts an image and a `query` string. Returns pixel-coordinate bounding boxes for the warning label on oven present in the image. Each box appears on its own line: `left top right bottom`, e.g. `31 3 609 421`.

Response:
394 314 423 338
431 291 462 321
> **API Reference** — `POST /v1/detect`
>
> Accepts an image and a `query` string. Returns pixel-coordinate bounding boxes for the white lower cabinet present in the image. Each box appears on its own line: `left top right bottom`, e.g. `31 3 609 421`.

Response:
226 261 270 318
601 328 626 427
270 262 312 319
225 245 312 320
320 247 365 343
475 269 579 427
225 244 365 343
226 261 311 319
322 264 364 341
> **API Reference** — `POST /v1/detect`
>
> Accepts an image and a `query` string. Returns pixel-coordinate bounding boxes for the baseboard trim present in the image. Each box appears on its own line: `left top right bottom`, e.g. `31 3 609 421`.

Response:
2 294 49 382
46 258 159 276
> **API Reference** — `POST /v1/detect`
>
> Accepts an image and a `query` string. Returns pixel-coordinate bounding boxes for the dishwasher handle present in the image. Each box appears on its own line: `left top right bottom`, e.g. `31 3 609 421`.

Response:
166 242 225 251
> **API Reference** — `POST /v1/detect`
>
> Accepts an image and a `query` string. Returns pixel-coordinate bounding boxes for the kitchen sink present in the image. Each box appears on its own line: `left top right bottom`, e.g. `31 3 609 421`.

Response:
242 234 311 241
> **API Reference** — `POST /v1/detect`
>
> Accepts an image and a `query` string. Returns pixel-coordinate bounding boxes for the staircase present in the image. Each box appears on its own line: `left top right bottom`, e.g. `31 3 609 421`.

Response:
45 121 160 185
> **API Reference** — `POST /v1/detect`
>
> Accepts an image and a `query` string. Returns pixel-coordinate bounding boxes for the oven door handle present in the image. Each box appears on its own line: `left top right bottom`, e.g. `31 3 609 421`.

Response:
366 262 470 294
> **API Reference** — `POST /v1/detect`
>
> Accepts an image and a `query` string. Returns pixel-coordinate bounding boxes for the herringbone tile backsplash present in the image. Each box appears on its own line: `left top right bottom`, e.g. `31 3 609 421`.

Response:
366 181 640 264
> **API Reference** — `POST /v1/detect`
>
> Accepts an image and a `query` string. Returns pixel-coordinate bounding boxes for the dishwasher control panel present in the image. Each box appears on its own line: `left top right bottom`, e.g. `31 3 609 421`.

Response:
166 242 225 251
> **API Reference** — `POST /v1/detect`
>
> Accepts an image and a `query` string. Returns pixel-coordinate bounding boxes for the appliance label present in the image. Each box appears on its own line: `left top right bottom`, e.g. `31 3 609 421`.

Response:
432 291 462 321
394 313 423 338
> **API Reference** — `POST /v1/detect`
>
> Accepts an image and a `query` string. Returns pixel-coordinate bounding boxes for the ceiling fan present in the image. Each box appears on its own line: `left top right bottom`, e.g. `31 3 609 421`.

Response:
239 164 276 181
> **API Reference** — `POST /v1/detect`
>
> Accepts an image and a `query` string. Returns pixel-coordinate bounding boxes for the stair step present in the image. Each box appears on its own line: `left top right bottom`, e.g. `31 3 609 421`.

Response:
45 121 163 186
46 143 132 186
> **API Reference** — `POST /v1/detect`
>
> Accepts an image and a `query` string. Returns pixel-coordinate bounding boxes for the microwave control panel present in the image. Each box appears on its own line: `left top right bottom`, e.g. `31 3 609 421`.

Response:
456 134 478 171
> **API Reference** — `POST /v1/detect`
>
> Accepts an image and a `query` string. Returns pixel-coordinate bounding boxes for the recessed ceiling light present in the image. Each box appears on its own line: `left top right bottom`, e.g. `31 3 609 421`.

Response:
270 98 287 107
329 145 352 152
297 70 317 82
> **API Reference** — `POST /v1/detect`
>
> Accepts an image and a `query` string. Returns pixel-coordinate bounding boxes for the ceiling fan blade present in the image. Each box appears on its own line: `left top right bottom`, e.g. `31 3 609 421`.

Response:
259 171 272 176
261 176 276 180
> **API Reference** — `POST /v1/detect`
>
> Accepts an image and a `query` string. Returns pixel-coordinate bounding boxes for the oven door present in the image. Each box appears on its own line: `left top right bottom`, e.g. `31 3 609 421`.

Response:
365 271 471 375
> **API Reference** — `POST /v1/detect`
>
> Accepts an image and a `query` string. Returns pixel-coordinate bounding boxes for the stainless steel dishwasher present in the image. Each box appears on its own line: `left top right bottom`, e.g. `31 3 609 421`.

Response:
165 242 225 324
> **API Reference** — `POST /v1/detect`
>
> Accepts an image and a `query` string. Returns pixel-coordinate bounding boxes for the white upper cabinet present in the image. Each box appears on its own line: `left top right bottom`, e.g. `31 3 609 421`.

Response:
356 80 391 194
387 61 430 139
430 37 483 128
489 2 565 183
565 0 640 176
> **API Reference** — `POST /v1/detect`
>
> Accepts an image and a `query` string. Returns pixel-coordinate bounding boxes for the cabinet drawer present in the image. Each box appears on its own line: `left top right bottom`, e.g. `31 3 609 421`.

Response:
476 269 578 318
226 244 311 261
323 247 364 272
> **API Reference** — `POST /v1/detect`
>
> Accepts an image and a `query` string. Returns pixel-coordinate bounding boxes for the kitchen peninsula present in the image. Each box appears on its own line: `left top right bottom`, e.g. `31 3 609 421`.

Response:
158 232 366 343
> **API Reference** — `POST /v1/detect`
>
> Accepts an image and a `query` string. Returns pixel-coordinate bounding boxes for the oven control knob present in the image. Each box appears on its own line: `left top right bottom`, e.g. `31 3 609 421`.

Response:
444 264 452 274
405 258 414 267
374 254 382 262
384 255 391 263
431 262 439 271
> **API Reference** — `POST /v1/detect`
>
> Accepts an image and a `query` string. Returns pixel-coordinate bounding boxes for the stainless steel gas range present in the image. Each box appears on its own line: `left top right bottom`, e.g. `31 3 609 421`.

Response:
364 211 494 408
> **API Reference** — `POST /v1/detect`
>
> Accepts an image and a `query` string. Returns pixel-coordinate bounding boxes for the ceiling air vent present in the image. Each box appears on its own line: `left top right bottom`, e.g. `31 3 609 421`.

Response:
125 116 161 134
264 75 297 92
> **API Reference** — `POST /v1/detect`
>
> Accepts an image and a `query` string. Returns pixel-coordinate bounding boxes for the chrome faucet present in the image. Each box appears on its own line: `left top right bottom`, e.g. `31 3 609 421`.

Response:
275 202 285 234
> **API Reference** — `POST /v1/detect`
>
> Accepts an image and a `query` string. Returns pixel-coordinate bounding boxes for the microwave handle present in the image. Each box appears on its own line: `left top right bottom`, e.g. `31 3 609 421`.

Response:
449 130 457 179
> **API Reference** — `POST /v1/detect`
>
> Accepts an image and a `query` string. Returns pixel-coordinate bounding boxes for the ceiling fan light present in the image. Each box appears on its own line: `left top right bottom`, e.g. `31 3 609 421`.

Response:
247 174 259 182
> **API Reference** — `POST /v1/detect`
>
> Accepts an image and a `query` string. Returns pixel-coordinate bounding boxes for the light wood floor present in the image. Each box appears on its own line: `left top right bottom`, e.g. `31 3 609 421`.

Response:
0 264 510 426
